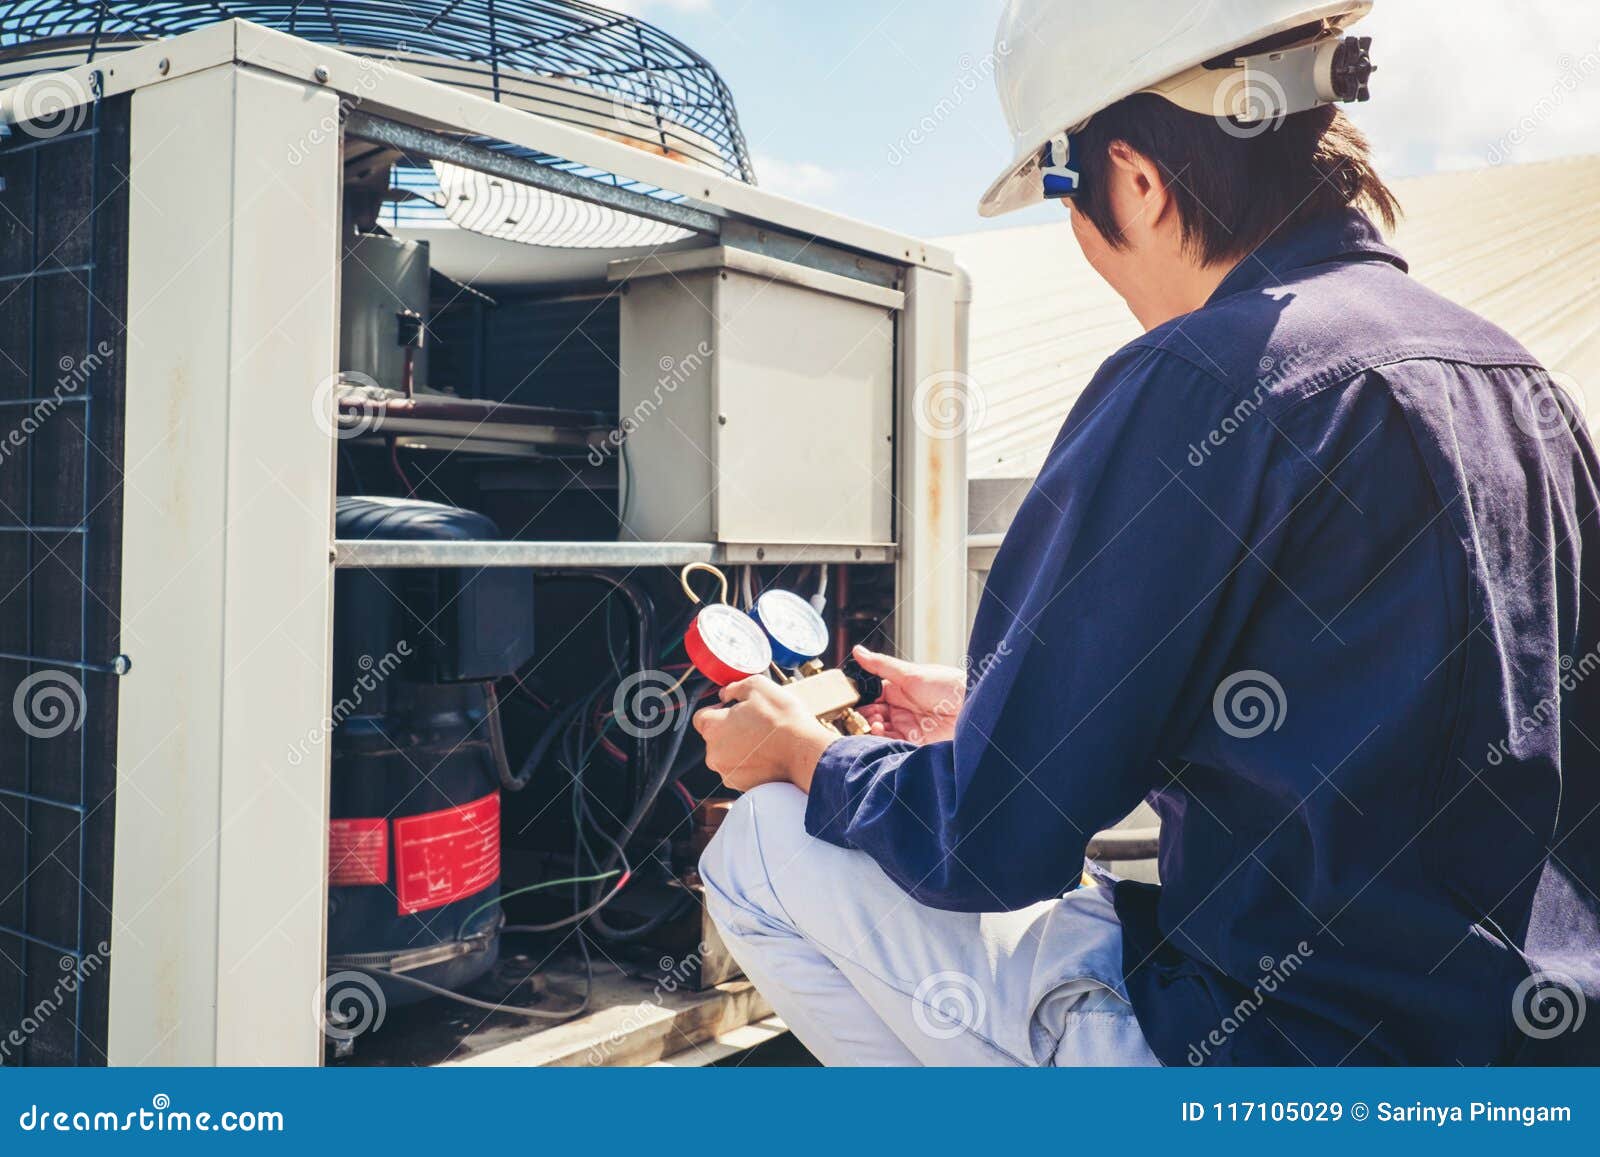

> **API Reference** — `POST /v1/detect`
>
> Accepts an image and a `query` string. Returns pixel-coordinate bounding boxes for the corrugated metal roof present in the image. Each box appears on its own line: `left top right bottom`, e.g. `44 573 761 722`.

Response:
943 154 1600 481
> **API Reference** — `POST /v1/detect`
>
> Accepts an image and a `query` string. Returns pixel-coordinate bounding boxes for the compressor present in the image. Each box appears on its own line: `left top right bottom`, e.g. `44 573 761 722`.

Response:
324 497 536 1009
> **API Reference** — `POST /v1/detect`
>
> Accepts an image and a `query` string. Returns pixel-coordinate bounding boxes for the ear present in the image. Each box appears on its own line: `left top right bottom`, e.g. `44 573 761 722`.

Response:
1105 141 1175 243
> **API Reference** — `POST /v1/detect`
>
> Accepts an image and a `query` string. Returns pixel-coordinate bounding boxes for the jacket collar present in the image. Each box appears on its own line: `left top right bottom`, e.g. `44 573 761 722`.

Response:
1208 209 1409 305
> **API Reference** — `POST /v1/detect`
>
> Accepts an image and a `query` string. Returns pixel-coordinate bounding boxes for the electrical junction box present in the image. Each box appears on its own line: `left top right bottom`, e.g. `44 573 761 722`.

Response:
609 246 901 550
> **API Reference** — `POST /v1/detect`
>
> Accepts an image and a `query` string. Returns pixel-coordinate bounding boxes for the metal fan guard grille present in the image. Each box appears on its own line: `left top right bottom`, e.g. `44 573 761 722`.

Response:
0 1 756 184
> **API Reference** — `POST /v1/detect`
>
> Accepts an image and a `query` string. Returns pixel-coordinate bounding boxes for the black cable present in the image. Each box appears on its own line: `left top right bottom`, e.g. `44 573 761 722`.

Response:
501 686 629 935
495 580 704 936
594 678 700 878
355 965 589 1021
338 445 366 494
501 879 629 935
482 682 530 793
574 779 632 873
585 747 706 941
532 572 659 801
586 887 694 941
576 689 705 940
573 791 676 940
574 926 593 1014
503 692 585 793
503 680 702 936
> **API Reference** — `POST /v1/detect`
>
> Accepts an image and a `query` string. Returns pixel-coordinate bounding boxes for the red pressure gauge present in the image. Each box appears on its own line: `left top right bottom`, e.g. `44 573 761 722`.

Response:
684 603 773 687
679 563 772 686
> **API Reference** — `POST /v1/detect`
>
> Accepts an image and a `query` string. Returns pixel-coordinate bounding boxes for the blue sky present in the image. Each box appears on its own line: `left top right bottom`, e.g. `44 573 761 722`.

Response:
612 0 1600 239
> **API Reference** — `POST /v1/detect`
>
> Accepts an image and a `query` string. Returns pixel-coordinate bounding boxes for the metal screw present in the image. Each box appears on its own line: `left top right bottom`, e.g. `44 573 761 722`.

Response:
157 57 170 75
717 413 728 426
313 65 330 84
756 548 766 561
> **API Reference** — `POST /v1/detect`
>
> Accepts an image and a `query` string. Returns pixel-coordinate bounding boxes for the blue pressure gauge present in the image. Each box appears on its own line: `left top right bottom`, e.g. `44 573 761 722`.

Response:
751 589 830 669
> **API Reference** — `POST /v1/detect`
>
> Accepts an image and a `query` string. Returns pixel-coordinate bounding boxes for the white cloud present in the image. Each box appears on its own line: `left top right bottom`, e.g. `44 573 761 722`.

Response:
598 0 713 15
752 155 844 199
1348 0 1600 176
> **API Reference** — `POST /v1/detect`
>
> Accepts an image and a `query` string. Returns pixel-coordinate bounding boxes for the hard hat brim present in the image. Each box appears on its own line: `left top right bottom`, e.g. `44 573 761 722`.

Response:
976 0 1374 218
978 139 1055 219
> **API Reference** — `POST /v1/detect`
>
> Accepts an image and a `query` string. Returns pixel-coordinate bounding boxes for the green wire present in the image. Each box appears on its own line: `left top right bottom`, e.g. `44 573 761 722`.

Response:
457 869 621 939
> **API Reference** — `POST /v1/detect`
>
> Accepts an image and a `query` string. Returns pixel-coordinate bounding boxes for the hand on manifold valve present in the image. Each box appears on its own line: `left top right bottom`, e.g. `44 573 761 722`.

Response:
850 645 967 746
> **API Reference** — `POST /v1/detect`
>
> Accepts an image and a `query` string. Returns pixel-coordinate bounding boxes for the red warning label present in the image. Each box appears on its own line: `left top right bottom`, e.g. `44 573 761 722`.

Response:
392 792 501 916
329 818 389 887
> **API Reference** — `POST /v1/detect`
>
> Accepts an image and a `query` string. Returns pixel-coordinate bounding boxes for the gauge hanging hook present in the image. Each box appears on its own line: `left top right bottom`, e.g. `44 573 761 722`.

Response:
679 562 730 607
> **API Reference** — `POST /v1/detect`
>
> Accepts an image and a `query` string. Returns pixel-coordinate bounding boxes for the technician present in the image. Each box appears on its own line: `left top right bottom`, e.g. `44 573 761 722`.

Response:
694 0 1600 1066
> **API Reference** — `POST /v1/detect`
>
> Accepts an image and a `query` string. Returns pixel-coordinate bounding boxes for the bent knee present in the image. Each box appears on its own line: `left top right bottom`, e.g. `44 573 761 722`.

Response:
698 783 809 923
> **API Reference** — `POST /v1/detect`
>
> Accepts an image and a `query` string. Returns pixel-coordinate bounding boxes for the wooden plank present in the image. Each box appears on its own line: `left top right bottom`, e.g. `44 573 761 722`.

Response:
650 1016 789 1067
441 966 773 1068
333 912 769 1067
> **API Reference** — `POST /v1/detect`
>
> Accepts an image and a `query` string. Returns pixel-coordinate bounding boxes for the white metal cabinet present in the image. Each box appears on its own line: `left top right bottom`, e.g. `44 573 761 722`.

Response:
111 61 340 1065
611 247 901 550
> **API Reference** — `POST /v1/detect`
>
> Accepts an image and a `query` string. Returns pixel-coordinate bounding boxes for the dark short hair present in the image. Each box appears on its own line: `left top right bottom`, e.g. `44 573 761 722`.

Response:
1071 95 1402 266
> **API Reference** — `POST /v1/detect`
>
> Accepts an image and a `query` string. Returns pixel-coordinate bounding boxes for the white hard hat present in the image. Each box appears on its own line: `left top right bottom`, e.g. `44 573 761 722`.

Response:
980 0 1377 217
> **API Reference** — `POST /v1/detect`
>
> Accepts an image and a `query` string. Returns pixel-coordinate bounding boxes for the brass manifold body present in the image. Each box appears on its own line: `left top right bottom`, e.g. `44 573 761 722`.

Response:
781 659 877 736
677 562 881 735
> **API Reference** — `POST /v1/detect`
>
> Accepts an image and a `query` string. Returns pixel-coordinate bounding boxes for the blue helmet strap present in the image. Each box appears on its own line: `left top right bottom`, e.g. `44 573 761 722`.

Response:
1041 132 1083 199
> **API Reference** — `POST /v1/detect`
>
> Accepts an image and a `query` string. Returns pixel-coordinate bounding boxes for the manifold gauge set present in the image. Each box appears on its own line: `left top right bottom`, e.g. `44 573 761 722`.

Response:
677 564 881 733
